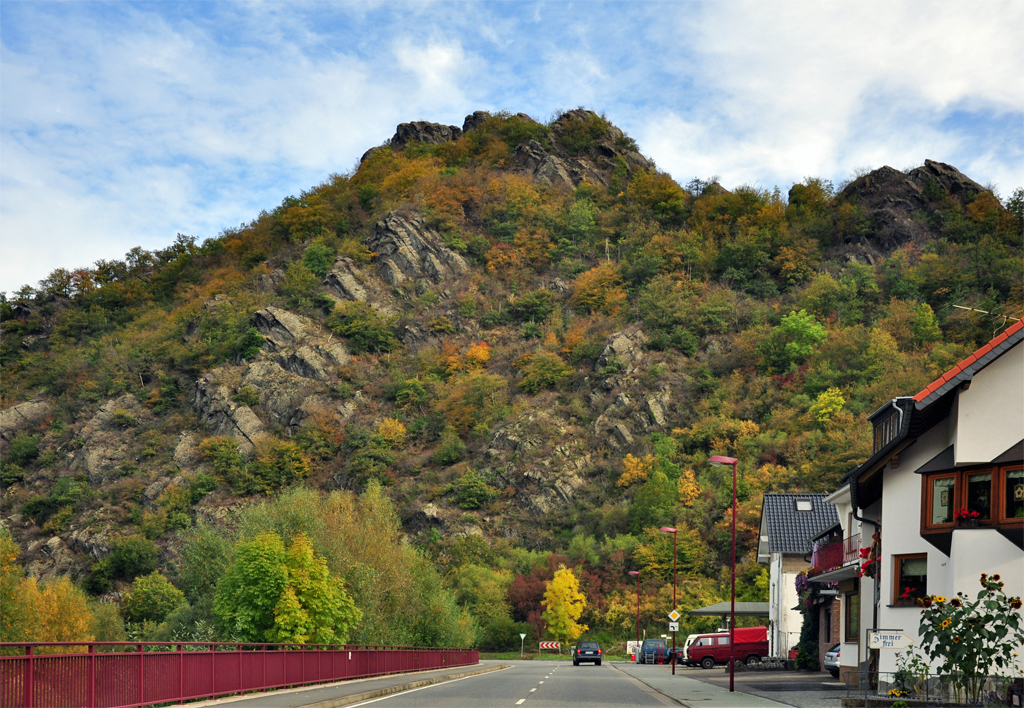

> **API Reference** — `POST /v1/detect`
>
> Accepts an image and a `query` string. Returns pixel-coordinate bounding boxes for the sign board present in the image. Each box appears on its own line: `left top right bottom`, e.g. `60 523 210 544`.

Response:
868 631 913 650
538 641 560 649
669 622 679 632
668 609 681 622
519 634 526 640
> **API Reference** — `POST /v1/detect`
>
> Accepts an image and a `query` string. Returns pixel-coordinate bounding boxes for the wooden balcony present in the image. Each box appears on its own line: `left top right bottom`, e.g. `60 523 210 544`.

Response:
810 534 860 577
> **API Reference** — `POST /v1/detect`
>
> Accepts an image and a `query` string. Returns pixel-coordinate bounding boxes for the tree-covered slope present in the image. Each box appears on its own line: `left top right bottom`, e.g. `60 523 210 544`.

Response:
1 109 1021 648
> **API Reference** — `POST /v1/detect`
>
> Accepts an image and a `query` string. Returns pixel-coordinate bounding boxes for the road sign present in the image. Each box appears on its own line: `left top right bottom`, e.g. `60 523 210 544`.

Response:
538 641 560 649
668 609 681 622
519 634 526 640
669 622 679 632
868 631 913 649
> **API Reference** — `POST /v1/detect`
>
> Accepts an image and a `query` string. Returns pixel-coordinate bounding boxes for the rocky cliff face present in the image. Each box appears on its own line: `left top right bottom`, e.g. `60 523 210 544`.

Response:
366 212 470 286
834 159 988 262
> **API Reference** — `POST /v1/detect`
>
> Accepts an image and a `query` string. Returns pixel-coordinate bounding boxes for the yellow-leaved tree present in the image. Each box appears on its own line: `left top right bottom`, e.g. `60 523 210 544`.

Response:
541 565 588 645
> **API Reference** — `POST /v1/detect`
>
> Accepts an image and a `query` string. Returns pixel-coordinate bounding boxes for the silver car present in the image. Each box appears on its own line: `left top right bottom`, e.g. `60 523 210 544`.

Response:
823 643 840 678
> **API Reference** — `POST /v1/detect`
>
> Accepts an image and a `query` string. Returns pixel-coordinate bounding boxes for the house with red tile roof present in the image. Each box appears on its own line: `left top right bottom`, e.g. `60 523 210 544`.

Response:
808 320 1023 681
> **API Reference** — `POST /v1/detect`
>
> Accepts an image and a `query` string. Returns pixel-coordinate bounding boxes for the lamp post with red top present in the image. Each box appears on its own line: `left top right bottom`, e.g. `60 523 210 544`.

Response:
659 526 677 675
709 454 739 693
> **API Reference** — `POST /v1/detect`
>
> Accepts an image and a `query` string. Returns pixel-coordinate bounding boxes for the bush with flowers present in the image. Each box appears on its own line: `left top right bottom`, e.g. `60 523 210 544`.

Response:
914 573 1024 703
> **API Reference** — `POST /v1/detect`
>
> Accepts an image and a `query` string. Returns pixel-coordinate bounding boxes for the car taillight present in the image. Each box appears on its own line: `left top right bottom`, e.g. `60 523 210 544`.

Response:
597 649 601 654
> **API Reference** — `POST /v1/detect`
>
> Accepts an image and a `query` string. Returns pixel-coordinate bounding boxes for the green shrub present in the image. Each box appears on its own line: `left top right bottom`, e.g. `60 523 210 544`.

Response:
302 239 335 278
328 302 398 353
432 428 466 466
112 409 138 428
232 386 260 407
7 432 39 467
0 462 24 486
517 352 573 393
557 112 609 157
120 571 186 624
199 436 245 487
108 535 160 581
509 289 555 323
280 261 319 309
451 470 495 510
236 327 264 360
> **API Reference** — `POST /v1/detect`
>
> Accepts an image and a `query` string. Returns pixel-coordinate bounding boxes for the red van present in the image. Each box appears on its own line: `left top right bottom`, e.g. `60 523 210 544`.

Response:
686 626 768 669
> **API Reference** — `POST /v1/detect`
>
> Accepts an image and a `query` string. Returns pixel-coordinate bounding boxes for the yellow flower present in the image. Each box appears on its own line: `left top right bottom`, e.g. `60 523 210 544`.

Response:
941 619 951 629
953 636 961 644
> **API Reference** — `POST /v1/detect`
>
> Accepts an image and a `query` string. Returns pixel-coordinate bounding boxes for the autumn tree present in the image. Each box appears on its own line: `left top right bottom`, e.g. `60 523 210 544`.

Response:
213 532 360 644
541 565 588 644
121 571 187 624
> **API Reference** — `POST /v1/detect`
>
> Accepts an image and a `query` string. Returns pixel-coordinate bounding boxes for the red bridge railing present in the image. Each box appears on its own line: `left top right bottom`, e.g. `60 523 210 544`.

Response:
0 642 479 708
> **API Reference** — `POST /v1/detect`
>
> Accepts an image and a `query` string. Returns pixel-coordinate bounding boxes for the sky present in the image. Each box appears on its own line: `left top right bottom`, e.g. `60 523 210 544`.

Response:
1 1 1022 295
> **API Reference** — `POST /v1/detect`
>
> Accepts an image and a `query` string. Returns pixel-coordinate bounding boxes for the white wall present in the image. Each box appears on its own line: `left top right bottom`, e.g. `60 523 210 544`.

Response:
780 568 802 655
955 341 1023 465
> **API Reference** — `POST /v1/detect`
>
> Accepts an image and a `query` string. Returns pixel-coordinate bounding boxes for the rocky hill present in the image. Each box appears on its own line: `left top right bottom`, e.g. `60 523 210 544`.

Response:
1 109 1021 644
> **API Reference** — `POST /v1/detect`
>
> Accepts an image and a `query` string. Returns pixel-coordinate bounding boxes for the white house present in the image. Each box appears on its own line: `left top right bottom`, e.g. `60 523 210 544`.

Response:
810 320 1024 682
757 493 839 659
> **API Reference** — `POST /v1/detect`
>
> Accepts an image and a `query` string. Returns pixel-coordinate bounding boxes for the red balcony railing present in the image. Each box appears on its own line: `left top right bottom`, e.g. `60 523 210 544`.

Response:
810 534 860 576
0 642 479 708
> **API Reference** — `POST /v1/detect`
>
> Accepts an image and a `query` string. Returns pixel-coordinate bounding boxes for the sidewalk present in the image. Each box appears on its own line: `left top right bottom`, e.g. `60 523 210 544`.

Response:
183 662 504 708
614 662 792 708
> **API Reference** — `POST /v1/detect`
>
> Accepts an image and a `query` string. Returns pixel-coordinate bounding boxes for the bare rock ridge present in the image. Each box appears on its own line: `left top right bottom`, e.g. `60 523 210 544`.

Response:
253 306 349 381
0 399 53 444
834 159 988 262
191 373 267 454
366 212 469 286
390 121 462 151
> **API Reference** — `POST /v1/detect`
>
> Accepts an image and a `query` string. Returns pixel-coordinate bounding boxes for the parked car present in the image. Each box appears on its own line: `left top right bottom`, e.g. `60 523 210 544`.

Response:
639 638 668 664
823 643 840 678
686 626 768 669
679 634 701 666
573 640 603 666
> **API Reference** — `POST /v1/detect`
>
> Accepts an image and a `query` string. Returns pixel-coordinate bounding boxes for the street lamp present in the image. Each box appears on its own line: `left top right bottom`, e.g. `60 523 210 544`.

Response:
628 570 641 656
659 526 677 675
709 454 739 693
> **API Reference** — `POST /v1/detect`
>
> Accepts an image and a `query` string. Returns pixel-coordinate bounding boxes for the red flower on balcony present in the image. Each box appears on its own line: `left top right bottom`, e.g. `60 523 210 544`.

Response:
954 507 980 521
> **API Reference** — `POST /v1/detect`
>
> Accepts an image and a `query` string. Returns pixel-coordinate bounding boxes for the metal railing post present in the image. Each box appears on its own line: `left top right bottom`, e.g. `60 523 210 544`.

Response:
137 644 144 708
178 644 184 705
25 645 33 708
88 643 96 708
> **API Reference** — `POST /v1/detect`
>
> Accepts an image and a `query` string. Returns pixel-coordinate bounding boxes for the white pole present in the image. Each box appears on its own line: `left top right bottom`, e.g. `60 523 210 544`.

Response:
520 634 526 658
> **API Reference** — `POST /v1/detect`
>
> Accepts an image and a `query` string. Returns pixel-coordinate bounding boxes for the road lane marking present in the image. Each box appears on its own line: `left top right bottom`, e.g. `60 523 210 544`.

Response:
516 700 526 705
530 688 536 692
343 665 512 706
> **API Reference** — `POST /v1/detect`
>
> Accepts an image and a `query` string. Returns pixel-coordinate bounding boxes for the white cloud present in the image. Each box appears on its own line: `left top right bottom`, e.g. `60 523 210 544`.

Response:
1 1 1021 293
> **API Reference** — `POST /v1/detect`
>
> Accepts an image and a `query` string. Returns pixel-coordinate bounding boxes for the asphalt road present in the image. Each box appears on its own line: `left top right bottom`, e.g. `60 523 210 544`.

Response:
679 665 848 708
346 661 677 707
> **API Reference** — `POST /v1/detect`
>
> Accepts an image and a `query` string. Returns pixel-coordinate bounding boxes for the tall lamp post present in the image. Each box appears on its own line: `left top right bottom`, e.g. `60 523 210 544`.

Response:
628 570 641 658
659 526 678 675
709 455 739 693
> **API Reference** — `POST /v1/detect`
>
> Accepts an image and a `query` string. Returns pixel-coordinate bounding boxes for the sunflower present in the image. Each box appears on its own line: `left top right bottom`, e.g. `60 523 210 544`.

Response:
1011 597 1023 610
951 598 962 608
941 619 951 629
953 636 961 644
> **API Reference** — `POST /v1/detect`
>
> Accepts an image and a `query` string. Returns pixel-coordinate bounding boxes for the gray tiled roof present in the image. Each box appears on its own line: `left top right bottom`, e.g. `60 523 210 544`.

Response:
760 493 839 555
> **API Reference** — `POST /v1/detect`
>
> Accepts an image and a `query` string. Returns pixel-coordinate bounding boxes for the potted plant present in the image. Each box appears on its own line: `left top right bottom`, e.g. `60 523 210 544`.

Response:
954 507 981 527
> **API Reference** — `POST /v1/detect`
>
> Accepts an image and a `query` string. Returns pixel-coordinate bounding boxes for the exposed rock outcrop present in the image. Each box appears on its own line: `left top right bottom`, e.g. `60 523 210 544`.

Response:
366 212 469 286
322 257 396 313
595 325 649 375
191 372 267 454
834 160 989 261
69 394 142 485
391 121 462 151
462 111 491 133
253 306 349 381
0 399 53 444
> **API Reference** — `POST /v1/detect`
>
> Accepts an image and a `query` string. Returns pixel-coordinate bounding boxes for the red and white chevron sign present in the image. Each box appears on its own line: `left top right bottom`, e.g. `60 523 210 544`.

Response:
538 641 560 649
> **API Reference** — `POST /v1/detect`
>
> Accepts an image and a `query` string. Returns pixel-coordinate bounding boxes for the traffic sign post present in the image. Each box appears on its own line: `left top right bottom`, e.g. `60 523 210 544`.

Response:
520 633 527 657
668 622 679 632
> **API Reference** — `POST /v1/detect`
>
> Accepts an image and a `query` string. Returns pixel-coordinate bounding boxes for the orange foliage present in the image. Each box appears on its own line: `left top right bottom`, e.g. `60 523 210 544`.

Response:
571 263 627 315
513 228 554 269
617 453 654 487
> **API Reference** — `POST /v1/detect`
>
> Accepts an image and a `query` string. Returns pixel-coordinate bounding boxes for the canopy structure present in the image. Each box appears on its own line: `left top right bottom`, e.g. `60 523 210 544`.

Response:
687 601 769 617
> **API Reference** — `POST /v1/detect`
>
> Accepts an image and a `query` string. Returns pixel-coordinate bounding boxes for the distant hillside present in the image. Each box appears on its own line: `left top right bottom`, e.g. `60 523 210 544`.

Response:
1 108 1021 647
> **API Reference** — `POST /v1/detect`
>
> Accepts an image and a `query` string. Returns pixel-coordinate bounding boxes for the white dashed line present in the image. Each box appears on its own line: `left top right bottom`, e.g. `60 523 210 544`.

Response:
530 688 537 692
516 700 526 705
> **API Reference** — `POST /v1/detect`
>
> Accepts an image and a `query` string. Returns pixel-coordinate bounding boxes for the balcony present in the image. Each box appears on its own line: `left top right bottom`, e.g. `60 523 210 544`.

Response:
809 534 860 581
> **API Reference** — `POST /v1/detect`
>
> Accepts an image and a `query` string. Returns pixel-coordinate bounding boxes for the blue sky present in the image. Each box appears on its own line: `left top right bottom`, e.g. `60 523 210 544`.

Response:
2 1 1022 295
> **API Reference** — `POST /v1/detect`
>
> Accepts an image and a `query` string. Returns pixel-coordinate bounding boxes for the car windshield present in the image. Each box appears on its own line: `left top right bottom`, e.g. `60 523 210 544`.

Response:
578 642 598 649
643 640 666 648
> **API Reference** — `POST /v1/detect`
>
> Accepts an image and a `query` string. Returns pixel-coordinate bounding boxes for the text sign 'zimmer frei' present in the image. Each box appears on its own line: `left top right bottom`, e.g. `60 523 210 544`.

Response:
868 631 913 650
